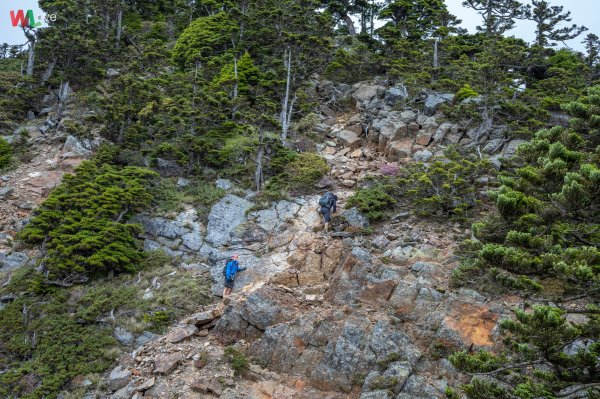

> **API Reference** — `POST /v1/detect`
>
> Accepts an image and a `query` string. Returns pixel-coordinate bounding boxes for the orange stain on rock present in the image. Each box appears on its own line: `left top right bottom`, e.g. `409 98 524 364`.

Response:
444 302 498 347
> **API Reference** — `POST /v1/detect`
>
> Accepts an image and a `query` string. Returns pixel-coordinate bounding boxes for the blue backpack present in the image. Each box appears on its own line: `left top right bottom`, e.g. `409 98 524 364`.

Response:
225 259 238 282
319 193 332 208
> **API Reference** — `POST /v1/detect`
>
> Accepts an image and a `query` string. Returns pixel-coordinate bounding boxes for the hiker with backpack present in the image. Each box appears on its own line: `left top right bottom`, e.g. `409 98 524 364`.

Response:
222 254 246 297
318 192 338 232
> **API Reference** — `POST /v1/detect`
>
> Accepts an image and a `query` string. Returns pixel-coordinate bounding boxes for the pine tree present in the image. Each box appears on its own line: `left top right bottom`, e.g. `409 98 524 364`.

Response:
320 0 369 36
462 0 526 36
377 0 462 82
457 85 600 299
524 0 587 48
582 33 600 83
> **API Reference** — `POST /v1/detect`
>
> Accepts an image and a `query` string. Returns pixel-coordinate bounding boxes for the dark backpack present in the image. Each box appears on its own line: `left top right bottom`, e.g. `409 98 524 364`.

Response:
225 259 237 282
319 193 332 207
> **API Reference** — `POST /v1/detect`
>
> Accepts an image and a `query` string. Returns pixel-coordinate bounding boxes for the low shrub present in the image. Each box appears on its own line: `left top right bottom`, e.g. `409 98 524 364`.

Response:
286 152 330 190
397 151 494 220
346 184 396 221
224 346 249 376
455 83 478 102
262 151 330 199
0 137 12 169
0 296 116 398
18 161 158 281
0 252 212 398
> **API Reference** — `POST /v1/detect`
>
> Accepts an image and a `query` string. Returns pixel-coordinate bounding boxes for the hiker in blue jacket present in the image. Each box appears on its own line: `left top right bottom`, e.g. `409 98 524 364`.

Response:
222 254 246 297
318 192 338 232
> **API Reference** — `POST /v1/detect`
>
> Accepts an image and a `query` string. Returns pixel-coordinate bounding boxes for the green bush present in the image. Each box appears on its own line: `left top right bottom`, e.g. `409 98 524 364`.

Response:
263 152 330 197
455 83 478 102
142 310 172 330
451 306 600 399
18 161 158 280
457 87 600 299
0 137 12 169
346 184 396 221
224 346 249 376
286 152 330 190
397 150 494 219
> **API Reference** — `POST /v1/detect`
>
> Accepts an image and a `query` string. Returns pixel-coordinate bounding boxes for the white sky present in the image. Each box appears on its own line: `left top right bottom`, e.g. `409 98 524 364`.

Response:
0 0 598 51
445 0 598 52
0 0 44 46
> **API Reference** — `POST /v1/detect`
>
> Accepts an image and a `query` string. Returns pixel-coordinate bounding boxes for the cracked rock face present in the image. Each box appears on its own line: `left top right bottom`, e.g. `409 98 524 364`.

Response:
205 194 254 247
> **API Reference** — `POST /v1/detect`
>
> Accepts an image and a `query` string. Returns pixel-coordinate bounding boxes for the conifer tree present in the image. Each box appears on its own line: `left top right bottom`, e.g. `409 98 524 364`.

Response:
320 0 369 36
582 33 600 83
457 85 600 298
462 0 526 36
524 0 587 48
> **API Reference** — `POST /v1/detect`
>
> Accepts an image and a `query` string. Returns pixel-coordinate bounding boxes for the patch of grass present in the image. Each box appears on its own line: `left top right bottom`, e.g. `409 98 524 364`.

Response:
182 180 226 220
0 250 214 398
224 346 249 376
149 178 185 214
0 296 116 398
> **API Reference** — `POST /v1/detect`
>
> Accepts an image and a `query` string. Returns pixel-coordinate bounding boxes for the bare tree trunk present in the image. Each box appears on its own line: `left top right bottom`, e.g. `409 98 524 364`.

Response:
280 48 293 143
57 81 70 119
343 14 356 36
42 59 56 83
26 42 35 76
22 26 36 77
255 130 264 191
486 0 494 35
168 18 175 41
370 2 375 36
475 106 493 158
190 61 200 135
116 9 122 48
433 38 439 69
104 13 110 40
233 56 238 100
231 56 239 119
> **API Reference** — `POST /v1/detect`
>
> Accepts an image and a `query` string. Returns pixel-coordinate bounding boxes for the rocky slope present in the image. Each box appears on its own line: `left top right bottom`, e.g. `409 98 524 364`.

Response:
0 92 98 270
1 79 524 399
93 81 521 399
